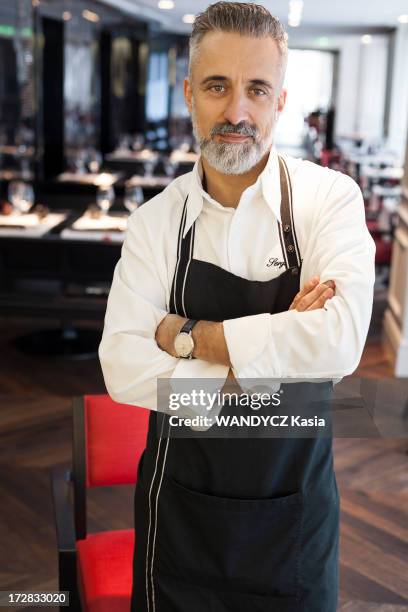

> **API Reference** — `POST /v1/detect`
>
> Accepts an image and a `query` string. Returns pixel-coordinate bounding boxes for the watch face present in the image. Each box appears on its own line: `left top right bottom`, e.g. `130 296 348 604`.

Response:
174 332 194 358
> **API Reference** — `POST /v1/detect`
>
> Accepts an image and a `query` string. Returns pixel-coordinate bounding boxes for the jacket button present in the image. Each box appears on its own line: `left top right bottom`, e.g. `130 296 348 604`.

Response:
287 244 294 252
283 224 290 232
291 267 299 275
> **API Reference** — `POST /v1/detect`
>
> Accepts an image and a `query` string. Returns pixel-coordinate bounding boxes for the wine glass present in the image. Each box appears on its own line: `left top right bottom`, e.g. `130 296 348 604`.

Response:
8 180 34 215
163 157 178 178
118 133 131 151
179 137 191 153
143 159 156 178
87 149 102 174
124 184 144 214
96 184 115 216
132 134 144 151
20 157 31 180
74 149 87 174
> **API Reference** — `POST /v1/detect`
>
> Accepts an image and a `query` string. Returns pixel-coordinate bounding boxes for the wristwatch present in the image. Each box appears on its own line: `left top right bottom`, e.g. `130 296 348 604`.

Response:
174 319 198 359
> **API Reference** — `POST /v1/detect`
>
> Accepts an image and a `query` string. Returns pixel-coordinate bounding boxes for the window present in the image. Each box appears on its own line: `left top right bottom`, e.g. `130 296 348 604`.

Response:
275 49 335 147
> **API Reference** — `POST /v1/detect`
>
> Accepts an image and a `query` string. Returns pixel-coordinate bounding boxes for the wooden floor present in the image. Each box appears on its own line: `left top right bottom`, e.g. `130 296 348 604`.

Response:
0 291 407 611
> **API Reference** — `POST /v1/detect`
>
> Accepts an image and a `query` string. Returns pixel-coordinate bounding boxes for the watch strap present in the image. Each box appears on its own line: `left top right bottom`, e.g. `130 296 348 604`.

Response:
180 319 198 335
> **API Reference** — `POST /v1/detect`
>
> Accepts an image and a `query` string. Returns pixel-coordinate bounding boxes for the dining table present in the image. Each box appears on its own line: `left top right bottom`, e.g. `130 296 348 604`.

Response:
0 205 126 357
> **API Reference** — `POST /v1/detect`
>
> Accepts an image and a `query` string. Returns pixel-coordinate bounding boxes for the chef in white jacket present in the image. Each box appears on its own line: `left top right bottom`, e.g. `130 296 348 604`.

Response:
99 3 376 611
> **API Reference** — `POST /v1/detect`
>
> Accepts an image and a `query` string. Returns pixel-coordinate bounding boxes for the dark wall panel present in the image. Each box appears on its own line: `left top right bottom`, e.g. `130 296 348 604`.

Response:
42 16 64 178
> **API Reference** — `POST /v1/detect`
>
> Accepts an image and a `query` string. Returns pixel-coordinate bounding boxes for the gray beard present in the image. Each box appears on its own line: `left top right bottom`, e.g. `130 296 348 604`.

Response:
197 138 267 175
191 104 274 175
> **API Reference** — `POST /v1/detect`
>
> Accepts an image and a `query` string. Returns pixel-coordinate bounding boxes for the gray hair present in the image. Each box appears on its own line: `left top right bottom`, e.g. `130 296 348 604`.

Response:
188 2 288 84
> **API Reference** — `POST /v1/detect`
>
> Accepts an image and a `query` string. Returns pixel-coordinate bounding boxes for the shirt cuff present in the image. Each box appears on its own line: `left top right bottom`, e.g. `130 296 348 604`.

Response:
171 357 229 381
223 313 272 375
169 358 229 427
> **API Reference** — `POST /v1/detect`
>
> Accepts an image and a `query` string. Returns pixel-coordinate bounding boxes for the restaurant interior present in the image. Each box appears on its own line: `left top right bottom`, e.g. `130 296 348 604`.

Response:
0 0 407 610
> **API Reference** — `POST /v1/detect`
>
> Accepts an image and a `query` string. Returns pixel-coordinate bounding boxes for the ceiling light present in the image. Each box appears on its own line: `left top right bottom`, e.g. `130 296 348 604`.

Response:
289 0 304 12
288 17 301 27
288 0 304 28
82 9 99 22
62 11 72 21
398 14 408 23
361 34 372 44
158 0 174 9
182 13 195 24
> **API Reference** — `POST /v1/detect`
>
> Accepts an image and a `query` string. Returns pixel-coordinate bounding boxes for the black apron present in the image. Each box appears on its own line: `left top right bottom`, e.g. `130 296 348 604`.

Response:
130 156 340 612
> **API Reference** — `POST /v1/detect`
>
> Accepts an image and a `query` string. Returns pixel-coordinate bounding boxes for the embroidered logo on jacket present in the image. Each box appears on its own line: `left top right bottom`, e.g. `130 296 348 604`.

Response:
266 257 286 269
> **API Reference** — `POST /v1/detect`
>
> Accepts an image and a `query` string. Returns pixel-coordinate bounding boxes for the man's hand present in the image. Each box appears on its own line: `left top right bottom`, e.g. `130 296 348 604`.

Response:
289 276 335 311
219 276 336 397
155 313 187 357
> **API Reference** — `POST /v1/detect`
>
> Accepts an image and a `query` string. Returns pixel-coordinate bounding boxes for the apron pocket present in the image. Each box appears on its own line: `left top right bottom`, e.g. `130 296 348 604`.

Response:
155 570 300 612
153 473 303 601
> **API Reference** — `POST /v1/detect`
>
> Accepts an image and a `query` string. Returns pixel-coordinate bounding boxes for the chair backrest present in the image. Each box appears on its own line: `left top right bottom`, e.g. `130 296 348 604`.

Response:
72 394 150 540
373 235 392 265
75 394 150 488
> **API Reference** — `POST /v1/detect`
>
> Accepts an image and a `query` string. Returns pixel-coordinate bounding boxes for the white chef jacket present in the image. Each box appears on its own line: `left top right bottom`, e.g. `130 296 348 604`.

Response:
98 146 376 410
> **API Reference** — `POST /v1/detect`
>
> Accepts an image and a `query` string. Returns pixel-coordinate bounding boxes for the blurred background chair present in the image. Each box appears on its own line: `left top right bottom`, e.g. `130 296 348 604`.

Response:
51 394 150 611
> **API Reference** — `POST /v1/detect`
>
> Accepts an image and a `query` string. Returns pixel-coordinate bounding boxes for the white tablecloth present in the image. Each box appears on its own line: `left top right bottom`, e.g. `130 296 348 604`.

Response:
60 212 128 242
57 172 121 186
127 175 172 188
0 212 66 238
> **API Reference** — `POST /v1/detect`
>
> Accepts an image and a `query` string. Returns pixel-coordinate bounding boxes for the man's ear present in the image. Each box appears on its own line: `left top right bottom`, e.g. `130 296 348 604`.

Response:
277 88 287 113
184 76 193 114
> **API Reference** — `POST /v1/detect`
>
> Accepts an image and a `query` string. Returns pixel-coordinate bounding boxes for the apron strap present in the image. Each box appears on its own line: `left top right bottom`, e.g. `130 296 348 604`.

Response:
169 194 195 316
277 155 302 275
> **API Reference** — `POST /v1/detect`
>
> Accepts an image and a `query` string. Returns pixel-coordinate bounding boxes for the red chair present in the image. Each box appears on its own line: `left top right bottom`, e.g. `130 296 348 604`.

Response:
51 395 150 611
373 233 393 266
364 184 399 285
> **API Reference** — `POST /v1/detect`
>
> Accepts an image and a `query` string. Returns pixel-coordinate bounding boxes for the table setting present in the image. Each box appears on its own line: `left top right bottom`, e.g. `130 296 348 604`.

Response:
60 181 144 242
0 180 66 238
361 165 403 182
56 171 122 186
60 209 129 242
105 141 199 177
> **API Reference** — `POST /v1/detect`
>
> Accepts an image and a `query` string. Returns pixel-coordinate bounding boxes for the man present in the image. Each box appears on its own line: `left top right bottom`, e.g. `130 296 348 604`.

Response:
99 3 375 611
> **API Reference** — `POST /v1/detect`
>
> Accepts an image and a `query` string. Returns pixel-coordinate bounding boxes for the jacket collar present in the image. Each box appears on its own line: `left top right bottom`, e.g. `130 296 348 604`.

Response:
183 145 282 238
